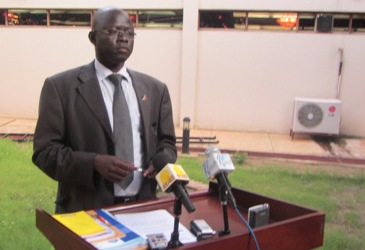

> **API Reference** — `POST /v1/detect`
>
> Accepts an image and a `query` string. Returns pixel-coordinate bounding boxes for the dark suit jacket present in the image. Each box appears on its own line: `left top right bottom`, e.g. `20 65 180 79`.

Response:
32 61 177 213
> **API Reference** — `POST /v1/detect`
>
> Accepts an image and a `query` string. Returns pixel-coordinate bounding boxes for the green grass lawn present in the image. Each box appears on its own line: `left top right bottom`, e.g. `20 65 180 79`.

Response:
0 139 364 249
0 139 56 249
178 156 365 250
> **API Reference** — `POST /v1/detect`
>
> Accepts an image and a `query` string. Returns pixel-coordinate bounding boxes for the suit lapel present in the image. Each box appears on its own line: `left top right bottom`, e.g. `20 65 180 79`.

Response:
129 70 151 149
77 62 113 141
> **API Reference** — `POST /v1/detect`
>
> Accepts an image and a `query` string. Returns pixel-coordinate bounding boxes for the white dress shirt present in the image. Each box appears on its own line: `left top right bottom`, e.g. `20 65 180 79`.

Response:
94 59 143 197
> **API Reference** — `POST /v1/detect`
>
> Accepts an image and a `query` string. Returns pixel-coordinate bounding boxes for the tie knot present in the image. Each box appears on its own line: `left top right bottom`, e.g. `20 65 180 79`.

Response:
108 74 124 86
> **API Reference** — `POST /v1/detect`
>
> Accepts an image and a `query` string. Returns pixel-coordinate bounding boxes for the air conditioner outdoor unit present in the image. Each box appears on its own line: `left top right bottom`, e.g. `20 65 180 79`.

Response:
291 97 341 138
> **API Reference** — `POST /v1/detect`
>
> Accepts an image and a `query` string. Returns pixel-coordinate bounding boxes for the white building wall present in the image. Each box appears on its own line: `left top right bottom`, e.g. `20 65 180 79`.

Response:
0 28 94 119
196 31 365 136
128 29 182 126
0 27 182 127
1 0 365 137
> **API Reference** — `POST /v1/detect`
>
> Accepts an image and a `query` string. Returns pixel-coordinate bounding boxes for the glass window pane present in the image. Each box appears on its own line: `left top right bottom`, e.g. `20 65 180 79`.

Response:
316 14 333 33
199 10 237 29
50 10 91 27
7 9 47 26
248 12 298 31
352 14 365 32
127 11 137 27
233 11 246 30
0 10 5 25
333 14 350 32
298 13 315 31
138 10 183 28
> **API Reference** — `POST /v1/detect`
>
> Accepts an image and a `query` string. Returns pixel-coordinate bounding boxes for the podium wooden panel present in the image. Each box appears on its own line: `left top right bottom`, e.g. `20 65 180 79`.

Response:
36 182 325 250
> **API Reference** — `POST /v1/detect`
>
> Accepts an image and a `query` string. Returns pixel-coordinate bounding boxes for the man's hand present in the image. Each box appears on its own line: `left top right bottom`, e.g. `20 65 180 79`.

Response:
94 154 137 183
143 162 157 179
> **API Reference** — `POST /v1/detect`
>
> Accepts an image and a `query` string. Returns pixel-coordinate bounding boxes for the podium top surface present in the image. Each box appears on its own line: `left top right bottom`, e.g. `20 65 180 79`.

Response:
36 182 325 250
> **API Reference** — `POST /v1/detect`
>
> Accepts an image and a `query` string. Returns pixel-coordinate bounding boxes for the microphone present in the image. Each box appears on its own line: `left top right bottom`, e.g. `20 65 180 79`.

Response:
202 147 237 209
156 163 196 213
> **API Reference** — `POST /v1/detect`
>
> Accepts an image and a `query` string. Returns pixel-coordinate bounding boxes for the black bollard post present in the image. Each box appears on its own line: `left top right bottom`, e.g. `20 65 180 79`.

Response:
182 117 191 154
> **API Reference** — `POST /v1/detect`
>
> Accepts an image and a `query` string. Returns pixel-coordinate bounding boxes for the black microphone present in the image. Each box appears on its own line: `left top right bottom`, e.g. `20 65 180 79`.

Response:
156 163 196 213
202 147 237 209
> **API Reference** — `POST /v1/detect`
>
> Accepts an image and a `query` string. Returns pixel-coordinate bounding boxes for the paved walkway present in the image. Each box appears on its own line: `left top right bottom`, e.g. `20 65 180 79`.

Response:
175 128 365 166
1 117 365 165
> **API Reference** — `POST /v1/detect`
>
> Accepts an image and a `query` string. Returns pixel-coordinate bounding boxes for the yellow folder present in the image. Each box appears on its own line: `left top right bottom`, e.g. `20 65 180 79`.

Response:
53 210 105 237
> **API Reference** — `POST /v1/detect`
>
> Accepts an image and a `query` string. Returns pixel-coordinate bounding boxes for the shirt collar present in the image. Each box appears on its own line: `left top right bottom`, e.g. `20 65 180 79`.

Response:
94 59 130 81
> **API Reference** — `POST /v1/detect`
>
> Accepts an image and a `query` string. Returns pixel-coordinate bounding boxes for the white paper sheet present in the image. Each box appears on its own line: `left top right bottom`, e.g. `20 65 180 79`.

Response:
115 209 197 244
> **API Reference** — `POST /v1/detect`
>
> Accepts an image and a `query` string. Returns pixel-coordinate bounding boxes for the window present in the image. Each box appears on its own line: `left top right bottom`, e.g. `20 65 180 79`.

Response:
298 13 316 31
333 14 350 32
200 10 236 29
199 11 246 29
0 10 5 25
50 10 91 26
316 14 333 32
138 10 183 28
198 10 365 34
7 9 47 26
352 14 365 32
247 12 298 31
233 12 247 30
127 11 138 27
0 8 364 33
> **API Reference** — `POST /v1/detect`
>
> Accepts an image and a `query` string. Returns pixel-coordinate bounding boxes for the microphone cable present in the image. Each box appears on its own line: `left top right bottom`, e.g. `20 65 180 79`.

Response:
234 207 260 250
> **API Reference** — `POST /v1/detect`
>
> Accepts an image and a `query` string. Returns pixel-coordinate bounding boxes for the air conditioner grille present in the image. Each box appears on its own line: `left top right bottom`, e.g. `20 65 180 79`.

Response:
297 103 323 128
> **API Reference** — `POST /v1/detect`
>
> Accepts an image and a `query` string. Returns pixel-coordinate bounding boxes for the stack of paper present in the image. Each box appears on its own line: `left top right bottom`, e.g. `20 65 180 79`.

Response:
115 209 197 244
53 209 147 250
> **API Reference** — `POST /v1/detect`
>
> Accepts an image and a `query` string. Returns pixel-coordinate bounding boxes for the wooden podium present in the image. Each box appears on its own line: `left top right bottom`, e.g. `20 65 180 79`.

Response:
36 182 325 250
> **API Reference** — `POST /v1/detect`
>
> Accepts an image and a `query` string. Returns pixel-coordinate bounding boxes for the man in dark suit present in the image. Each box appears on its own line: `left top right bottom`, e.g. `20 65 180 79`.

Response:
32 7 177 213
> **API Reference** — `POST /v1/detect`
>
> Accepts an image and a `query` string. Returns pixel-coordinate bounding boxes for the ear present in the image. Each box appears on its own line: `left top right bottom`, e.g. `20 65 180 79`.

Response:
88 31 96 45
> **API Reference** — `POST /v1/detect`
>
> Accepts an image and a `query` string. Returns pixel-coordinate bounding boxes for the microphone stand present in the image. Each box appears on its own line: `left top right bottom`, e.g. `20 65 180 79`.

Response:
168 197 183 248
217 175 231 236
